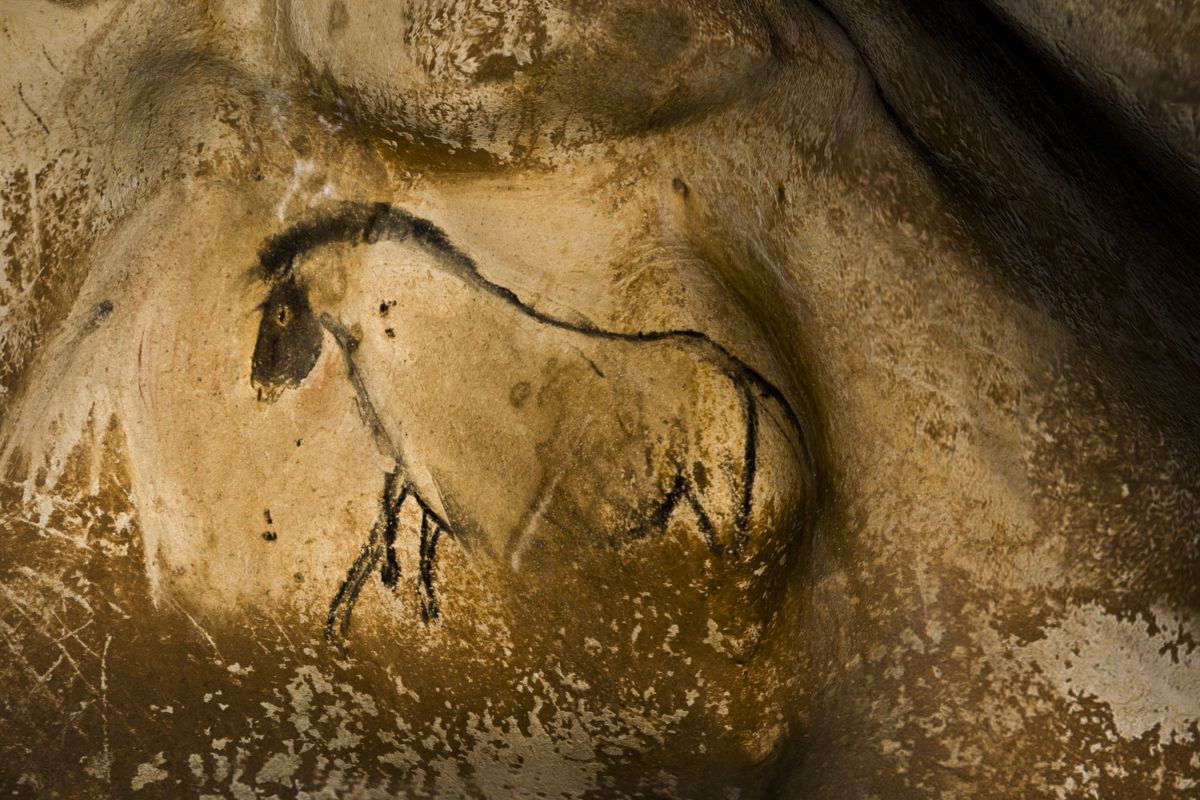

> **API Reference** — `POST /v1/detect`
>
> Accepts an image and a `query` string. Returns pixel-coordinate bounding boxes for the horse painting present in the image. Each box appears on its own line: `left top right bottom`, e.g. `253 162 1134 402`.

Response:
250 202 813 641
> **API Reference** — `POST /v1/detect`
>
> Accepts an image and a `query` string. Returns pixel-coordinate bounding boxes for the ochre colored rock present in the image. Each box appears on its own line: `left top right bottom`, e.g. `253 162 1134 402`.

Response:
1 2 1197 797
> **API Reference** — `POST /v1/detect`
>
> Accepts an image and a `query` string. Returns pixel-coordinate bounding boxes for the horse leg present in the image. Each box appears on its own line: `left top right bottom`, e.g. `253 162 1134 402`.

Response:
627 469 721 555
325 467 402 642
380 481 408 588
416 510 442 623
681 481 721 556
734 379 758 539
680 377 758 558
325 523 383 642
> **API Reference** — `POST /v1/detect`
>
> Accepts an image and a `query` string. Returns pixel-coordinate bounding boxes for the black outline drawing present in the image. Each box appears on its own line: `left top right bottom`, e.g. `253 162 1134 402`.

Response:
249 202 812 643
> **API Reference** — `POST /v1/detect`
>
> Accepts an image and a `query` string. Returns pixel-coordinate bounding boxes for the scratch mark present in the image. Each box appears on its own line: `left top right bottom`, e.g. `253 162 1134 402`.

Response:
510 413 592 570
46 606 98 659
137 331 146 405
99 634 111 781
270 617 297 649
37 652 65 683
22 155 44 299
0 588 106 717
171 597 224 661
60 697 95 742
0 619 62 706
40 45 60 74
16 83 50 136
50 617 95 648
510 470 564 571
41 618 100 694
275 160 314 222
8 514 89 548
570 345 605 377
19 566 94 613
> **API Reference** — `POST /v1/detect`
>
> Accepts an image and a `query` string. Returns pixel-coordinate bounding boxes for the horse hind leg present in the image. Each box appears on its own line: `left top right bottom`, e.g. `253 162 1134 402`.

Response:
668 380 758 562
416 510 442 623
681 480 721 556
733 380 758 543
632 472 721 555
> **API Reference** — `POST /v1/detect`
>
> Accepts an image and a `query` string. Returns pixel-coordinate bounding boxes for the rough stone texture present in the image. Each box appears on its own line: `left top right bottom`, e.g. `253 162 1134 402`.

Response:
1 1 1198 797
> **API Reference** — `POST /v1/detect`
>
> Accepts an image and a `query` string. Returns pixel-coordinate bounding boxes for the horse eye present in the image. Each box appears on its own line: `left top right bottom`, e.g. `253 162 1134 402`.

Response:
276 305 289 325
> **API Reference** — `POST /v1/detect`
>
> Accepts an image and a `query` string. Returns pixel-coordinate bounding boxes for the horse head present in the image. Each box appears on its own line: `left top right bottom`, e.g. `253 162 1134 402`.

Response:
251 275 324 402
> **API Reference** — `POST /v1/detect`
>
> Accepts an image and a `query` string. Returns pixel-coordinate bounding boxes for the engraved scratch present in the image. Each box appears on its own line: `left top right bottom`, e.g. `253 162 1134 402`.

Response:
23 155 43 299
0 618 62 706
510 470 564 571
170 597 224 662
99 634 111 782
510 413 592 570
275 160 314 222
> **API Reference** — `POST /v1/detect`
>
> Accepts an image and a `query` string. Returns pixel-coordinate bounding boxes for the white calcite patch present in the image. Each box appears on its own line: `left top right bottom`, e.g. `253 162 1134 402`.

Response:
1019 603 1200 745
130 753 168 791
255 750 302 787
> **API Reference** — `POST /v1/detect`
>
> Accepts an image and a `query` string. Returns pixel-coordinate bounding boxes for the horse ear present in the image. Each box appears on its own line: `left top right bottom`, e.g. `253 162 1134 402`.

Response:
251 280 324 401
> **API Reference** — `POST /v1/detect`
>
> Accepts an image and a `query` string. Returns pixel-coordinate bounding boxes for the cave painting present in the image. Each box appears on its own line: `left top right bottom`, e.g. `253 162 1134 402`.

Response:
10 1 1200 794
250 202 814 641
